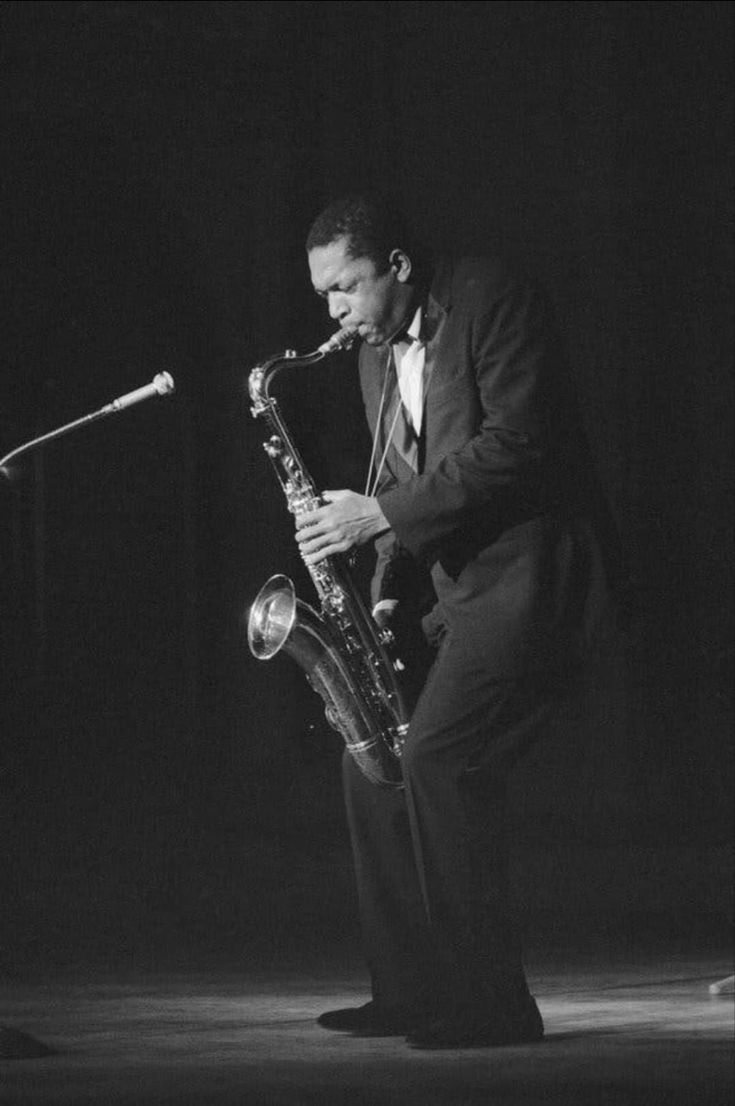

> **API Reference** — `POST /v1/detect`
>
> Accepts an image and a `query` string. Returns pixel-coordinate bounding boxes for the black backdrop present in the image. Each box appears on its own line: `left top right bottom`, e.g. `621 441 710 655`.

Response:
1 1 732 972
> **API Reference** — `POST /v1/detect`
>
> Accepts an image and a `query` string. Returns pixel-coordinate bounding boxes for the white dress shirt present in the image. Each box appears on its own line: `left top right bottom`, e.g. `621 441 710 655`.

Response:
394 304 425 435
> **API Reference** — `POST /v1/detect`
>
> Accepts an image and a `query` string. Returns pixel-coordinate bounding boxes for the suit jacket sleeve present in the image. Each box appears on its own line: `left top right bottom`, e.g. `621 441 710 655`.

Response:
369 463 413 608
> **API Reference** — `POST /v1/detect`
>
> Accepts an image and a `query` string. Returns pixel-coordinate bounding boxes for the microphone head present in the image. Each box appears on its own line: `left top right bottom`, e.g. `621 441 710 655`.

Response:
153 372 175 396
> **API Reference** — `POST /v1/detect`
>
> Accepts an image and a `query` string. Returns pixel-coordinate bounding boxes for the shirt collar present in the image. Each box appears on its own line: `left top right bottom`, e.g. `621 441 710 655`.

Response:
389 303 423 346
406 303 423 343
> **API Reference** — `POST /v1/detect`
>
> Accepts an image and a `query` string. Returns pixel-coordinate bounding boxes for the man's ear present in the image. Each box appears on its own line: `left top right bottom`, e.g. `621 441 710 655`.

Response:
388 248 412 283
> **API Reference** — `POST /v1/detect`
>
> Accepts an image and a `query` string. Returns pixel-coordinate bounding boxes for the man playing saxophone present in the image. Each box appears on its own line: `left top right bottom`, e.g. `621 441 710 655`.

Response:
295 192 618 1049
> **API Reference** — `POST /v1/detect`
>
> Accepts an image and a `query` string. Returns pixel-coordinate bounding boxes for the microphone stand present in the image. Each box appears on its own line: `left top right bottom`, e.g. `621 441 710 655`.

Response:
0 372 175 1059
0 371 175 482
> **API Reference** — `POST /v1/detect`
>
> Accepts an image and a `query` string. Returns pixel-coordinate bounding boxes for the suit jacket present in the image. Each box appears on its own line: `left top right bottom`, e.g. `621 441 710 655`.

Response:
359 257 618 678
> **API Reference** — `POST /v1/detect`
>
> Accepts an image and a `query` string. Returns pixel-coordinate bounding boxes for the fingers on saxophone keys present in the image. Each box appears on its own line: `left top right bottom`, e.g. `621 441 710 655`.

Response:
302 545 337 566
295 517 316 538
300 540 325 565
297 533 323 561
297 520 322 543
300 533 349 565
295 509 320 532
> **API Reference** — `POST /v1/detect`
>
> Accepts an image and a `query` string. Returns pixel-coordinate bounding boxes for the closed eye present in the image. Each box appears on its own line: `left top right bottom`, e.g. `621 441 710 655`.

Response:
316 281 358 298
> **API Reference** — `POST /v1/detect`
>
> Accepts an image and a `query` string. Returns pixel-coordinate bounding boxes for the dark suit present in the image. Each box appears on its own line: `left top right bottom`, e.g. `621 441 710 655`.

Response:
345 257 617 1017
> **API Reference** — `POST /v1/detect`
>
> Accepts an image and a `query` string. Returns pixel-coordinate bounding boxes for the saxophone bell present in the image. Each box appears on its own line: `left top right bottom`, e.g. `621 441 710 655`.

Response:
248 575 296 660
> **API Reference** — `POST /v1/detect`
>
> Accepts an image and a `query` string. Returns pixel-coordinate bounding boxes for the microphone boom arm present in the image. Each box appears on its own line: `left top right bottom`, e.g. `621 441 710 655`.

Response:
0 372 175 479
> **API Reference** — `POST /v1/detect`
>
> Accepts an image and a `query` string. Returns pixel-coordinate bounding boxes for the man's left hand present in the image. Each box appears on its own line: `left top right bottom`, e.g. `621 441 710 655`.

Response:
295 490 389 565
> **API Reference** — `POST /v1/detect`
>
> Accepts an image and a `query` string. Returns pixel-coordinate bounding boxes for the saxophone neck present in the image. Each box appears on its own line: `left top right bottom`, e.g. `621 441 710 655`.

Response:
248 350 304 411
248 328 357 411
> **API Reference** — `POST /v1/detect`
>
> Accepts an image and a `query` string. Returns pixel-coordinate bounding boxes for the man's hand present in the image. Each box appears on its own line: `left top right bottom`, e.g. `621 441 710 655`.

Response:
295 490 389 565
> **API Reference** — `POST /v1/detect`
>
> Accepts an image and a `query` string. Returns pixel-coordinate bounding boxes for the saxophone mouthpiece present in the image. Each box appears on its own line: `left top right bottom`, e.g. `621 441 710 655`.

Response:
317 328 358 354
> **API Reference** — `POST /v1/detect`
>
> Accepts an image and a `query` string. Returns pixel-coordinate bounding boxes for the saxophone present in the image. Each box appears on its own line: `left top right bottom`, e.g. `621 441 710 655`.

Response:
246 327 408 788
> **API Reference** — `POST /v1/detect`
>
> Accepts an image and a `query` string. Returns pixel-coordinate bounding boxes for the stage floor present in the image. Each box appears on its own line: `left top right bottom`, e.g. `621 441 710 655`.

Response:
1 954 732 1105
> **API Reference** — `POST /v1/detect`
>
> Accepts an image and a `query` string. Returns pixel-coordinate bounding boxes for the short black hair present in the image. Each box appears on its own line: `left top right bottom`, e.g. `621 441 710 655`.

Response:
306 192 421 273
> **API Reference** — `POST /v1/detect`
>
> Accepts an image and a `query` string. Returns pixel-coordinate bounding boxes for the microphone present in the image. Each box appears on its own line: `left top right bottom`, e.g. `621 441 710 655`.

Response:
0 372 176 481
98 372 175 414
97 376 174 418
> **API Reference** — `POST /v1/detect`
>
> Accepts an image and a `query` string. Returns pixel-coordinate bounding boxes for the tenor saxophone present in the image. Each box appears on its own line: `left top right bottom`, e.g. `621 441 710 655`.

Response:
246 327 408 788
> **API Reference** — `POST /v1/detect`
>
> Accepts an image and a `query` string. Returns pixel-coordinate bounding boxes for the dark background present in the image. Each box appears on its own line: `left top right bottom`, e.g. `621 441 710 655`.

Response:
1 1 732 976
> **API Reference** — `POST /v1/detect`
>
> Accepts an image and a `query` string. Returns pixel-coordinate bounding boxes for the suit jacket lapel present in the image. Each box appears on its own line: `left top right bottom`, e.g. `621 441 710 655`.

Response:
359 261 452 478
421 287 447 408
420 269 452 455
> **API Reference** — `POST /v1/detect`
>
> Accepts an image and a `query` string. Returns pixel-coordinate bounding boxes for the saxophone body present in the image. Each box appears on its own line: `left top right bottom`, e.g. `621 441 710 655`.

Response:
246 328 408 788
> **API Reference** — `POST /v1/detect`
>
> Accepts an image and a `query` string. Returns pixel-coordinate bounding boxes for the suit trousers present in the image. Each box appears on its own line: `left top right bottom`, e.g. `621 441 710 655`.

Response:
343 621 564 1016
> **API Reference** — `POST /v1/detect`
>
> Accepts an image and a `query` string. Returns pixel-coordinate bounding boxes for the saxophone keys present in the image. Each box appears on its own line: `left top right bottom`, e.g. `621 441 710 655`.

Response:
264 436 283 458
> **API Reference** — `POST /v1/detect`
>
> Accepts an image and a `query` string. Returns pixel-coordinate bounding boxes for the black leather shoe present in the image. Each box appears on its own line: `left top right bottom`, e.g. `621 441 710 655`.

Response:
317 1000 425 1036
406 998 544 1050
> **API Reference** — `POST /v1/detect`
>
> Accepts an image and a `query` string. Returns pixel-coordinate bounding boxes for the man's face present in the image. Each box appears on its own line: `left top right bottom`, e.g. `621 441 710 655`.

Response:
308 236 412 346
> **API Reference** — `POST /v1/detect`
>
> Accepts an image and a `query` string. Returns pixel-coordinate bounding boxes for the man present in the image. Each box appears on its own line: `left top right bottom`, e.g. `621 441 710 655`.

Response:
296 193 617 1049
